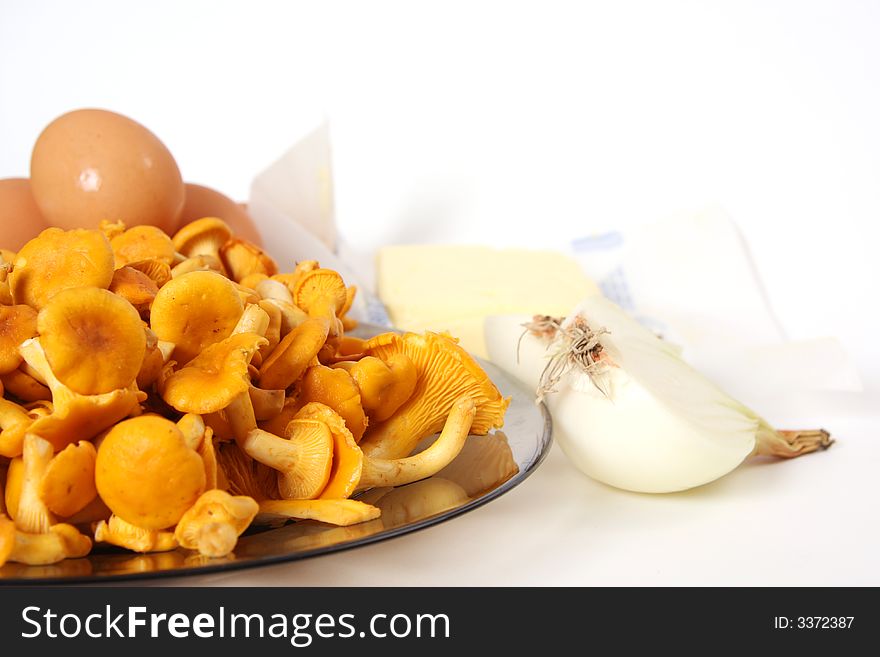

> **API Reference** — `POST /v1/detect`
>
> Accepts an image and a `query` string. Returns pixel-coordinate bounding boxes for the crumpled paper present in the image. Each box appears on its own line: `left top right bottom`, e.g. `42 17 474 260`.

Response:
570 207 863 399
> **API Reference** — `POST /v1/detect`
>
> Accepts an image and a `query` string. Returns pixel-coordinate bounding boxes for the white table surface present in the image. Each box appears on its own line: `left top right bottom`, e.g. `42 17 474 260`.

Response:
2 1 878 586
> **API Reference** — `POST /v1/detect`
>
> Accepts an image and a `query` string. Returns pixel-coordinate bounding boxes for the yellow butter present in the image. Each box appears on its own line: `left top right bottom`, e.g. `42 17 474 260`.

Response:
376 245 599 358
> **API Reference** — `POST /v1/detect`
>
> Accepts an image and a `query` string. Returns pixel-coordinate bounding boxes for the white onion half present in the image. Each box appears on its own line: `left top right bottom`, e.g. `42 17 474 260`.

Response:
485 296 830 493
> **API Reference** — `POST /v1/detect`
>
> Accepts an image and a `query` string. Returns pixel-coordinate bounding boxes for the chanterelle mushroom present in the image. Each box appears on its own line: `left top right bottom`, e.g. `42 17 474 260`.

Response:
18 338 144 451
0 305 38 375
109 267 159 317
9 227 115 310
359 332 509 459
0 397 35 458
242 419 333 500
291 268 347 336
295 403 363 500
37 286 146 395
15 433 56 534
172 217 233 263
93 514 178 553
160 332 267 445
357 396 476 490
332 353 417 423
151 270 245 365
111 225 176 267
255 499 381 527
39 441 97 518
258 317 330 390
95 415 206 530
0 515 91 566
299 364 368 442
219 238 278 283
174 489 258 558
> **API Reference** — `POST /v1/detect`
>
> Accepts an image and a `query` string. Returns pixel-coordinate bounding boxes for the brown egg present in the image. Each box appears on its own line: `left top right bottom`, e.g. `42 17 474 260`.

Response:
0 178 51 251
177 183 262 246
30 109 184 232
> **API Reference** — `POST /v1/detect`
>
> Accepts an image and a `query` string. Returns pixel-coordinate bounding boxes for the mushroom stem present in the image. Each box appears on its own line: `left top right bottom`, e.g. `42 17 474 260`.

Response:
177 414 206 450
256 279 295 306
16 433 56 534
242 421 333 500
226 391 258 446
233 304 270 337
357 397 475 490
248 386 285 421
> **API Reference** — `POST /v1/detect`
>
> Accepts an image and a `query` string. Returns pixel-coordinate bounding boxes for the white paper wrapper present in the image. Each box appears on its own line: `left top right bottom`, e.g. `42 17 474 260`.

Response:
247 122 390 327
571 207 862 397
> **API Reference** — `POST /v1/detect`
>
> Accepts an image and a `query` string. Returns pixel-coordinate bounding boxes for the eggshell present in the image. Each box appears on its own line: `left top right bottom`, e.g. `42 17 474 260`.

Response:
178 183 263 246
30 109 184 232
0 178 51 251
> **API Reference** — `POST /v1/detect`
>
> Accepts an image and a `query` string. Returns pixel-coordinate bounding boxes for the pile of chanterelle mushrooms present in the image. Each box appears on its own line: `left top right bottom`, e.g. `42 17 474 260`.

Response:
0 218 509 564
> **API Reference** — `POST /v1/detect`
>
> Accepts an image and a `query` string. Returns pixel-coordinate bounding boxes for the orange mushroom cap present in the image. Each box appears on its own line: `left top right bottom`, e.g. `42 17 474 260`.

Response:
9 227 115 310
299 364 368 442
150 270 245 365
37 286 146 395
161 332 267 415
95 415 206 530
0 305 38 375
111 225 176 267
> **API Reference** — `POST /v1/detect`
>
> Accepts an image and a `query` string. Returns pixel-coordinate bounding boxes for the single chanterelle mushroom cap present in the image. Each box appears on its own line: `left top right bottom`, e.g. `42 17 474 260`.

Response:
39 441 98 518
295 403 363 500
93 514 178 553
151 270 245 365
110 225 176 267
219 238 278 283
174 489 259 558
96 415 206 530
161 332 267 416
0 305 38 375
9 227 115 310
172 217 233 261
0 397 35 458
357 396 476 490
109 267 159 317
299 364 368 442
255 499 380 527
291 268 347 335
0 516 91 566
259 317 330 390
17 338 143 451
242 419 333 500
37 286 146 395
125 258 172 290
332 353 417 423
359 332 509 459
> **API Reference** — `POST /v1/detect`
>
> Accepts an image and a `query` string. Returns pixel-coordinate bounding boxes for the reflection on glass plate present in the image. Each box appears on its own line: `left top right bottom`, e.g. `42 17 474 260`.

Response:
0 325 552 583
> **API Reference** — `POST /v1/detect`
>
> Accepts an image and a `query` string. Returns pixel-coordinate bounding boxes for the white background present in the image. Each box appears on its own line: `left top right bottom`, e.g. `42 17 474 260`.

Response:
1 0 878 585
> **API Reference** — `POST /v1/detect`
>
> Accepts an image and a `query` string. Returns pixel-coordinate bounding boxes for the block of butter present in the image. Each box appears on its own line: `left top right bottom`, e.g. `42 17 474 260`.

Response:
376 245 599 358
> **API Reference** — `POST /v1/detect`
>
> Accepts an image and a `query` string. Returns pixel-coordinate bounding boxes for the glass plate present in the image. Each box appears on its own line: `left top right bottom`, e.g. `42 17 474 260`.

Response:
0 325 552 584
